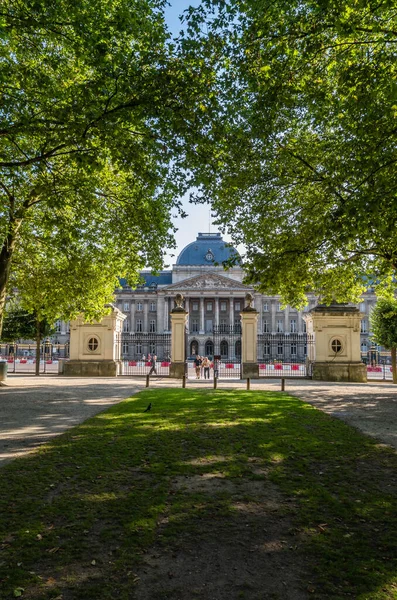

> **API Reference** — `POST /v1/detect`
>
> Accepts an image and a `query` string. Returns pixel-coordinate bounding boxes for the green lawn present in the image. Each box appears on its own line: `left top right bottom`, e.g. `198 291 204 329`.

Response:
0 389 396 599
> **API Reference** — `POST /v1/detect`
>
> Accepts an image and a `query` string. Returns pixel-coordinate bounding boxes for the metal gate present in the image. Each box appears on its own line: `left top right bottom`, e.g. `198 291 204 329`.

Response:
0 342 69 374
257 333 314 378
187 324 242 380
120 332 171 376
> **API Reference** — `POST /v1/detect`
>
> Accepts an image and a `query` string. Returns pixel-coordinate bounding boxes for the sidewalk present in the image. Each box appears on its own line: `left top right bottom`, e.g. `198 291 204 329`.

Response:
0 375 395 467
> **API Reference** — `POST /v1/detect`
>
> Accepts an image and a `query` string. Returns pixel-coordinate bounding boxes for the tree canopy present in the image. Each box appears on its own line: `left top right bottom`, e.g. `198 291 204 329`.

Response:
0 0 215 330
183 0 397 307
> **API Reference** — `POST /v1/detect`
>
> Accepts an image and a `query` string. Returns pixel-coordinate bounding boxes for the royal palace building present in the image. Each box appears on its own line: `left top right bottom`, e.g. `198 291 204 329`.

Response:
69 231 376 362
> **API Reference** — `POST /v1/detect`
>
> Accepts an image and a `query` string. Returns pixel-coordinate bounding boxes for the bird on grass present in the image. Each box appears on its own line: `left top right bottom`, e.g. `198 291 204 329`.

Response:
143 403 152 412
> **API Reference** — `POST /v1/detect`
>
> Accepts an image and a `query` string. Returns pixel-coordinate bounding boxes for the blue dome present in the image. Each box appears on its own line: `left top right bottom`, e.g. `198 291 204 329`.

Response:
176 233 240 266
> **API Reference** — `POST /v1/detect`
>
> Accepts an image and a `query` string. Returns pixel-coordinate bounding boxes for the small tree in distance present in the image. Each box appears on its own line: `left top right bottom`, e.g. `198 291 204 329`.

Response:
370 298 397 384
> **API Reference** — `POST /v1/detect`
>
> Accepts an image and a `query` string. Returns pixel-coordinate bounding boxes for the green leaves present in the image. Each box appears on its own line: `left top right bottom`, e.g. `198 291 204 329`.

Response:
181 0 397 305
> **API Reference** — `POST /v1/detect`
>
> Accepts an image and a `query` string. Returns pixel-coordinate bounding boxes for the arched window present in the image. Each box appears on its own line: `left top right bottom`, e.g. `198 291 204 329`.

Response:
205 340 214 357
235 340 241 358
220 340 228 358
190 340 198 356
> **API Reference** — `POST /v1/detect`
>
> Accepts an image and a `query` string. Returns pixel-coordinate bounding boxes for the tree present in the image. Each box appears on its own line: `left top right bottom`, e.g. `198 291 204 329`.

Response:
0 0 215 331
1 303 54 375
370 297 397 384
183 0 397 307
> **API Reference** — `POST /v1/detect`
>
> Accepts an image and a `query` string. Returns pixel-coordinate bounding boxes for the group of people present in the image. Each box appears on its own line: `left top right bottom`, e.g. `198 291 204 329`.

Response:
193 355 214 379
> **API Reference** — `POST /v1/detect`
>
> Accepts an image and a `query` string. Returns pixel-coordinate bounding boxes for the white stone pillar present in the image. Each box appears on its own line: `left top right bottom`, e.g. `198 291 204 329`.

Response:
240 303 259 379
215 297 219 327
157 295 165 333
229 298 234 328
170 296 188 379
200 296 205 334
143 299 149 333
164 297 169 332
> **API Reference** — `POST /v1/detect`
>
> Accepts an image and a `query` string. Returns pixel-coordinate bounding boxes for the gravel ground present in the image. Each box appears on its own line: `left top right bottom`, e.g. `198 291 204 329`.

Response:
0 375 395 467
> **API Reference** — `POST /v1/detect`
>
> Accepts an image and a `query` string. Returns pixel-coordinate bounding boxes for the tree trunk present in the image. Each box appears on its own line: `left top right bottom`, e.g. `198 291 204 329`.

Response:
35 318 41 377
392 347 397 384
0 217 22 336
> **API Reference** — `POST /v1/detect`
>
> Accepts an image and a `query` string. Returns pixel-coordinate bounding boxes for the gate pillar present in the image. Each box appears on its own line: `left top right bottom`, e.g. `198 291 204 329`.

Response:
170 294 188 379
304 303 367 382
64 304 126 377
241 294 259 379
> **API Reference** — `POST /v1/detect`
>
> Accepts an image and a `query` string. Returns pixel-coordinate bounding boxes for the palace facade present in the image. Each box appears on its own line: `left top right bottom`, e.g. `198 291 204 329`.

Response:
54 231 372 360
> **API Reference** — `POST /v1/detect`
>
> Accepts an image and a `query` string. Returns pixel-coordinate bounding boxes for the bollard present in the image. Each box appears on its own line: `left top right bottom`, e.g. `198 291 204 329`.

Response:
182 374 186 388
281 378 285 391
246 378 250 391
213 376 217 389
146 374 150 388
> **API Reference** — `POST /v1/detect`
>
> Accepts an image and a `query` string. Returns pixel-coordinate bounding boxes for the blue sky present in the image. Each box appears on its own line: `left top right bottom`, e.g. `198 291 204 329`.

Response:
161 1 237 265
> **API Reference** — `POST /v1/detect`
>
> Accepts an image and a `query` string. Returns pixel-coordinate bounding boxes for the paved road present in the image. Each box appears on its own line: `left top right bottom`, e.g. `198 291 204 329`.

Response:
0 376 396 467
0 376 143 466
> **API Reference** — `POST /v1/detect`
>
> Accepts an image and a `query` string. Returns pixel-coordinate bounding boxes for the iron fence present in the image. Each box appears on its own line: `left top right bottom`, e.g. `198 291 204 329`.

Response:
257 333 314 378
0 343 69 374
119 332 171 376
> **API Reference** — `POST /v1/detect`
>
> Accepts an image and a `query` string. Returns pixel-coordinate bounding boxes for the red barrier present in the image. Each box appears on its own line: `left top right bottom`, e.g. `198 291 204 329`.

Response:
161 362 170 367
274 364 282 370
225 363 234 369
291 365 299 371
128 361 137 366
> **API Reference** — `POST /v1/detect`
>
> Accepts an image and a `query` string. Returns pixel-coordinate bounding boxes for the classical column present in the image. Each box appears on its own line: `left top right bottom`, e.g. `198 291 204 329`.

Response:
199 296 205 334
143 299 149 333
130 300 136 333
284 304 290 333
157 295 165 333
271 299 277 333
229 298 234 328
215 297 219 328
164 297 169 332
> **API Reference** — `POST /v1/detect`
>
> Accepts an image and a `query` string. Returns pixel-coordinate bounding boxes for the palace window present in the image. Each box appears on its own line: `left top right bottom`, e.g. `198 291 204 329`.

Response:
191 319 199 333
290 319 297 333
263 343 270 356
136 302 143 311
234 301 241 311
277 303 283 311
290 343 297 356
192 301 199 311
263 320 270 333
263 302 268 312
206 301 213 312
123 302 130 311
150 302 156 312
122 342 129 355
149 319 156 333
276 320 283 333
123 320 130 332
361 319 368 333
136 319 143 332
220 301 227 311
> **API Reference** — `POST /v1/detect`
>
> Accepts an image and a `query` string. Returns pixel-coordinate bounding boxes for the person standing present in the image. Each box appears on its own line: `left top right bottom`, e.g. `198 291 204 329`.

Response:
194 355 202 379
149 354 157 375
202 356 210 379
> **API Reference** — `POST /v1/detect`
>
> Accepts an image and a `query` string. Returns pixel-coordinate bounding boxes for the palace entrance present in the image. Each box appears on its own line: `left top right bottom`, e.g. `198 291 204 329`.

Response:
187 324 242 380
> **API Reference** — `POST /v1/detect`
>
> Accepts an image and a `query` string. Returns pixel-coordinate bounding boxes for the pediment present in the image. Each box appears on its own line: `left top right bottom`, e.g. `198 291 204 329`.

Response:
163 272 252 292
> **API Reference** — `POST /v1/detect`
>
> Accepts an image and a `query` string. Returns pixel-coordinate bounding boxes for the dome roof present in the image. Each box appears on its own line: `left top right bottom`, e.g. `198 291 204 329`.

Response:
176 233 240 266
